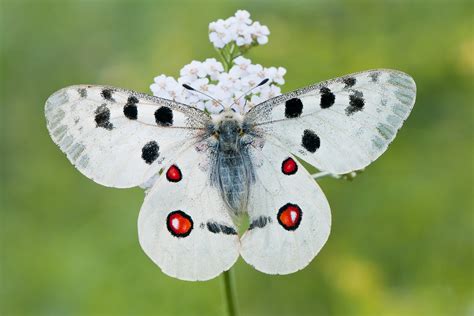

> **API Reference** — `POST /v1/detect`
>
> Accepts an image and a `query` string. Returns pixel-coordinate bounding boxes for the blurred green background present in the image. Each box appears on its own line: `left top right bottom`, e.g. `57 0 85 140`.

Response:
1 0 473 315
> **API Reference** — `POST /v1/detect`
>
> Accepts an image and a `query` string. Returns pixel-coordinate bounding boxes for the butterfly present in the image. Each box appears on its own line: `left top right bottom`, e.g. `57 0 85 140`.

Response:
45 69 416 281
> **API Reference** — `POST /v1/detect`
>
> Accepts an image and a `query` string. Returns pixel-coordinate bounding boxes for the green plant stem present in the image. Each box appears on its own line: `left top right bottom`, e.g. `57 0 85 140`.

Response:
215 48 229 71
222 269 238 316
216 43 240 72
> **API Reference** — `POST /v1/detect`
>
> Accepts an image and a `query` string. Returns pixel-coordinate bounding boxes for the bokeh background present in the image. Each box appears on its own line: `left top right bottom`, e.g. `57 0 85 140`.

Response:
2 1 473 315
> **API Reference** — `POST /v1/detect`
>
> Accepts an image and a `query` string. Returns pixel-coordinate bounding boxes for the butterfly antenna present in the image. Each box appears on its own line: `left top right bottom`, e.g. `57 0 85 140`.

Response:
234 78 269 113
182 84 225 110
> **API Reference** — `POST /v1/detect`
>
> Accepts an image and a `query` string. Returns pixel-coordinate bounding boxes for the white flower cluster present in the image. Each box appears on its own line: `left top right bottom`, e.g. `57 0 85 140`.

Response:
209 10 270 48
150 10 285 114
150 56 286 114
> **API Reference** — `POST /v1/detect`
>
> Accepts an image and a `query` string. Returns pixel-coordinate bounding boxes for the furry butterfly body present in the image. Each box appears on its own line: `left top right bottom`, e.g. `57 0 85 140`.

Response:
45 69 416 281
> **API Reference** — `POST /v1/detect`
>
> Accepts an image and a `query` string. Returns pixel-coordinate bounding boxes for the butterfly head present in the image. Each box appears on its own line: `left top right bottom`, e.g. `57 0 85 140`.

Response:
213 108 245 152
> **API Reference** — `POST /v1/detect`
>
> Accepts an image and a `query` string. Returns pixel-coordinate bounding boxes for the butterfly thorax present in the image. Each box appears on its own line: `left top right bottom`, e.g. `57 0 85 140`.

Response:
212 110 254 215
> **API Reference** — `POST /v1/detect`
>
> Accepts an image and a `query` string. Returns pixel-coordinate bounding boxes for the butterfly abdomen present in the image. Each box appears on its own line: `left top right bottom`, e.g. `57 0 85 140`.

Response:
210 113 254 215
216 150 252 215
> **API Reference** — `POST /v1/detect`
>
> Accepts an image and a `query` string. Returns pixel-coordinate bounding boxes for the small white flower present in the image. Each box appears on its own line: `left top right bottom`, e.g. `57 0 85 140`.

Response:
260 84 281 100
236 34 252 46
248 63 264 77
234 56 251 68
209 19 233 48
208 19 223 33
228 65 242 79
233 24 253 46
251 21 270 45
182 90 201 105
234 10 252 25
217 72 241 91
150 75 180 98
209 84 231 103
209 32 226 48
234 56 250 64
224 16 237 28
180 60 207 81
264 66 287 85
241 74 261 89
256 71 267 81
165 82 185 102
151 75 175 90
192 78 211 92
202 58 224 80
249 93 265 107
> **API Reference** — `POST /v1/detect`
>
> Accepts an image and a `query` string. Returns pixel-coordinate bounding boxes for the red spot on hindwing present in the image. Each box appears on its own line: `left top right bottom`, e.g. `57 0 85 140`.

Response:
167 210 193 237
166 164 182 182
277 203 302 231
281 157 298 175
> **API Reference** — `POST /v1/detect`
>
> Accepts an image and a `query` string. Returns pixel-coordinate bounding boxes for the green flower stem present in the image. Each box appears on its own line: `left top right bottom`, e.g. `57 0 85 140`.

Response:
228 43 237 60
222 269 238 316
216 42 241 72
215 48 228 71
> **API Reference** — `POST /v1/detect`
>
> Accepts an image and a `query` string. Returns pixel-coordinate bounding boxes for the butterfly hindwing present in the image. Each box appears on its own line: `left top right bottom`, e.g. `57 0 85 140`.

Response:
240 140 331 274
138 143 240 281
245 69 416 174
45 85 210 188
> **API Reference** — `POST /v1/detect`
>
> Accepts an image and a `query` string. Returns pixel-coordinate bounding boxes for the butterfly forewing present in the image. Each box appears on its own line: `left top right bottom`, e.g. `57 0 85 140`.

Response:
245 69 416 174
45 85 210 188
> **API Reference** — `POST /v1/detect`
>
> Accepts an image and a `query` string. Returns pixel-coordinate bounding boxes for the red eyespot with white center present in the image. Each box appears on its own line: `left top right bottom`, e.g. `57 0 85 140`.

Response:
281 157 298 175
277 203 302 231
167 210 193 237
166 164 182 182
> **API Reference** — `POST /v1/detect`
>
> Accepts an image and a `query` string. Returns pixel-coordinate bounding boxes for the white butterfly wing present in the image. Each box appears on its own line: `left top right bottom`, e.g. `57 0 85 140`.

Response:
45 85 210 188
240 141 331 274
245 69 416 174
138 144 240 281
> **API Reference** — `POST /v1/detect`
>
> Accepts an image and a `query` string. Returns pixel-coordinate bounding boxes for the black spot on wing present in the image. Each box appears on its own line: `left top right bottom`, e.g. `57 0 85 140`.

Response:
206 222 220 233
320 87 335 109
206 222 237 235
301 129 320 153
78 88 87 98
94 104 113 130
284 98 303 118
249 216 272 230
123 96 138 120
221 225 237 235
154 106 173 126
369 72 380 82
141 141 159 164
343 77 356 88
346 91 365 115
101 89 114 101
